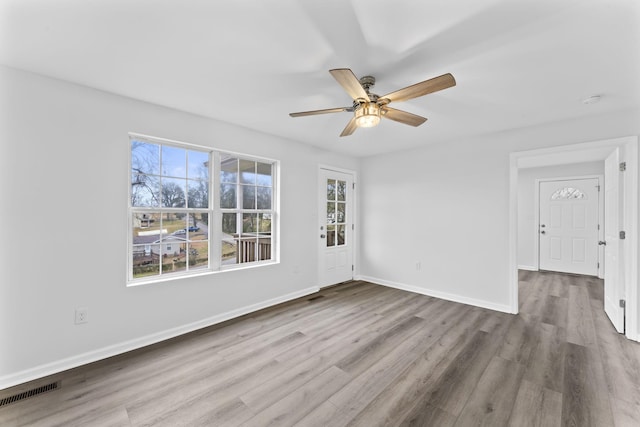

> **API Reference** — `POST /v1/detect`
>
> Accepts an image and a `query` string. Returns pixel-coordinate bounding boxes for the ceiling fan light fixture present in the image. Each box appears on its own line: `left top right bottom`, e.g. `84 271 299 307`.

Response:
355 102 381 128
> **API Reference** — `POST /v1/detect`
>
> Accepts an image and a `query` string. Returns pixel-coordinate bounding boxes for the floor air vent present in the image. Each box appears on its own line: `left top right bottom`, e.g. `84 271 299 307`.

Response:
0 381 60 407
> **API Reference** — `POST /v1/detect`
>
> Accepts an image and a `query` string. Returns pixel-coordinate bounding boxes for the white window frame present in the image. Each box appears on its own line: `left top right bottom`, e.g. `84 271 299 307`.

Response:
127 133 278 286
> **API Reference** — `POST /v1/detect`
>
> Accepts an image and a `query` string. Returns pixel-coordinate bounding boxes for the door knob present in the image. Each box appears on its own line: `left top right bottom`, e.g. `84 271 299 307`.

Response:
320 234 326 238
541 230 546 235
598 240 606 246
540 224 546 228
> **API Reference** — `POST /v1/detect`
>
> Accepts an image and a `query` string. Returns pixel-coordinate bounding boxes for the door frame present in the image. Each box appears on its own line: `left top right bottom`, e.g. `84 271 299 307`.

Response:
509 136 638 341
534 175 604 278
318 164 358 288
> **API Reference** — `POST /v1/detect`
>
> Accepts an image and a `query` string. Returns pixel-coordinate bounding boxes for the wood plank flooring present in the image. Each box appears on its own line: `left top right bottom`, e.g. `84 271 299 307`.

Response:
2 271 640 426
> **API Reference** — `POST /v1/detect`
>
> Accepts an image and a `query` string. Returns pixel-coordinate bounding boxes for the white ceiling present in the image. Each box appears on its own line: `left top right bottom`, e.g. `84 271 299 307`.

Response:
1 0 639 157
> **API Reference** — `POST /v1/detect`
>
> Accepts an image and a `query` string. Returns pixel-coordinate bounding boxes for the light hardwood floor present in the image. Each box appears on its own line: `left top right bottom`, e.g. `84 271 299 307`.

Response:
2 271 640 426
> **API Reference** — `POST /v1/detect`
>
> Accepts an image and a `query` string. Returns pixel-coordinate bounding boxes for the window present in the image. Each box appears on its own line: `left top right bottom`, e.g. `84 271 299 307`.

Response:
220 154 273 265
129 135 277 284
551 187 586 200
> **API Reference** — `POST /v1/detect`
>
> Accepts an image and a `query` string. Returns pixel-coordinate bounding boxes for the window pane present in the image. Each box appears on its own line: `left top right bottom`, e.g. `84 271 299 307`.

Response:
256 162 272 187
161 146 187 178
240 159 256 185
222 213 237 265
131 173 159 207
337 180 346 201
327 179 336 201
187 179 209 208
187 150 209 180
186 213 207 239
258 213 272 234
337 202 345 223
242 185 256 209
327 202 335 224
337 225 345 246
131 140 160 175
132 246 160 279
165 213 189 236
161 237 187 275
243 213 257 233
222 212 237 235
221 156 238 183
237 236 258 263
132 212 162 245
257 235 272 261
257 187 272 210
220 183 236 209
188 241 209 271
161 178 187 208
222 238 237 265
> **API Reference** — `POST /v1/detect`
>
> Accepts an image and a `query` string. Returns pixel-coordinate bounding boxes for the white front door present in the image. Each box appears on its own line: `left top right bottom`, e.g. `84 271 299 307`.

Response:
318 168 354 287
539 178 600 276
604 149 624 332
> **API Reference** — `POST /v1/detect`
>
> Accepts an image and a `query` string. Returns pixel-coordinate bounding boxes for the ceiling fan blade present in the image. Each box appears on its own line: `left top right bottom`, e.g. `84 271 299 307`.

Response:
289 107 352 117
340 117 358 137
380 73 456 103
381 107 428 127
329 68 370 102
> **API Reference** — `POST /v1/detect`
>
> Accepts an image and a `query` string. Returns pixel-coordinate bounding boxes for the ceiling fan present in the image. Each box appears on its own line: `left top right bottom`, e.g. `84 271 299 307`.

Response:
289 68 456 137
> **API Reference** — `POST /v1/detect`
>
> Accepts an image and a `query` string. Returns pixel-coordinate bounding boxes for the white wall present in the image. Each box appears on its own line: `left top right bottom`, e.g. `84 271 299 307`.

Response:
358 110 640 314
0 66 360 388
517 162 604 270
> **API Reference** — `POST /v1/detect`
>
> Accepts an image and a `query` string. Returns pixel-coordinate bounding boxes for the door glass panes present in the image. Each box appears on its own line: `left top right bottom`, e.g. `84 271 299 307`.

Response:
326 179 347 247
551 187 586 200
337 180 346 201
337 203 345 223
327 179 336 200
327 202 335 224
337 225 345 245
327 224 336 247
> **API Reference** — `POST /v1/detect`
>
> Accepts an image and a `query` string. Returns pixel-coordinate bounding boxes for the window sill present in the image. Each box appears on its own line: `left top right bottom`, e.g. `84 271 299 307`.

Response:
126 260 279 287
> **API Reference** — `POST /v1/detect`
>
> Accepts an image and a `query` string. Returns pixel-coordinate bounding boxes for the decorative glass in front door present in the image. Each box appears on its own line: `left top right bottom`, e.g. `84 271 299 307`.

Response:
326 179 346 247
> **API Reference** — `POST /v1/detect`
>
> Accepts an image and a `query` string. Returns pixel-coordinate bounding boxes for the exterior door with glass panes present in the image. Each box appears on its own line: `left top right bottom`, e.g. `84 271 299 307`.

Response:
318 168 354 287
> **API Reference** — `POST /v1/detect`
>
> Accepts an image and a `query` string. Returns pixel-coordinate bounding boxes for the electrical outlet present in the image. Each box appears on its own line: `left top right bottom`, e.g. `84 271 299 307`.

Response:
75 308 88 324
416 262 421 271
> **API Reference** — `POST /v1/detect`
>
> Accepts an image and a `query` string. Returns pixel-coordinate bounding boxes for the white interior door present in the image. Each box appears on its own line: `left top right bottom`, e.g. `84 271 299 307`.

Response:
318 169 353 287
604 150 624 332
539 178 599 276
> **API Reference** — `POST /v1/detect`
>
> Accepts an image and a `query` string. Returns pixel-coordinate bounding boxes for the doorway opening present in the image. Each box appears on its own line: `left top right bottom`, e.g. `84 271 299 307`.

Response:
509 136 638 341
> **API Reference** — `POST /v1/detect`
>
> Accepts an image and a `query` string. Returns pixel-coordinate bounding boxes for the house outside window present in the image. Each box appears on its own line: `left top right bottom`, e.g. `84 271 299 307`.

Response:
128 134 277 284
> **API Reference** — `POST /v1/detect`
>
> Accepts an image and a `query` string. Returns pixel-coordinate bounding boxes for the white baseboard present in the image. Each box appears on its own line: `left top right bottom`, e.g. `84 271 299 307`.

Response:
356 275 512 314
517 265 538 271
0 286 319 390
